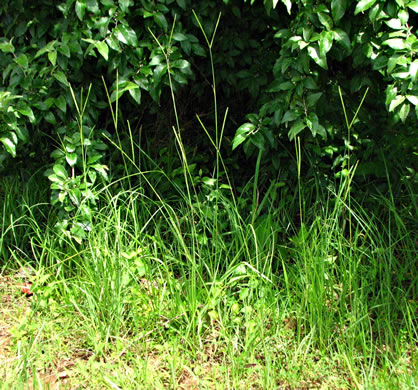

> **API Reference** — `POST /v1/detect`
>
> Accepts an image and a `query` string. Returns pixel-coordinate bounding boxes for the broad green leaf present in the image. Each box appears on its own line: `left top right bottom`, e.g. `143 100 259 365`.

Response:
34 41 56 58
0 136 17 157
17 105 35 122
282 110 300 123
15 126 29 142
176 0 186 10
398 102 410 122
331 0 346 22
128 87 141 104
154 64 167 85
281 0 292 14
267 80 294 92
119 0 130 12
392 71 410 79
409 61 418 79
288 119 306 140
95 41 109 60
406 95 418 105
110 81 139 102
192 43 206 57
251 132 265 150
386 19 403 29
154 13 168 32
333 29 351 50
408 2 418 13
55 96 67 113
308 46 328 69
171 59 190 70
389 95 405 112
232 123 256 150
0 39 15 53
114 25 138 46
66 153 77 167
385 84 398 105
75 0 86 20
48 50 57 66
318 12 333 31
372 55 388 70
15 54 28 69
307 92 323 107
172 32 188 42
53 71 69 86
51 149 64 159
400 11 409 25
53 164 68 179
354 0 378 15
86 0 99 13
320 31 333 57
383 38 406 50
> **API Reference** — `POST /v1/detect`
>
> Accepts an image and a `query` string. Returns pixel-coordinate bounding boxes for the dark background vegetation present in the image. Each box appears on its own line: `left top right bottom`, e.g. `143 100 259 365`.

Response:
0 0 416 265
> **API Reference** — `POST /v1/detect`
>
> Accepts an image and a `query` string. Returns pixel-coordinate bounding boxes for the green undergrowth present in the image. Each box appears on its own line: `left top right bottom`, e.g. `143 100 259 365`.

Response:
1 17 416 388
0 159 416 388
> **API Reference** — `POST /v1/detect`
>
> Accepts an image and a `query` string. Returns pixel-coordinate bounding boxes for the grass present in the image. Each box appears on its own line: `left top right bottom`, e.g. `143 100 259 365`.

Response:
0 18 416 389
0 147 416 388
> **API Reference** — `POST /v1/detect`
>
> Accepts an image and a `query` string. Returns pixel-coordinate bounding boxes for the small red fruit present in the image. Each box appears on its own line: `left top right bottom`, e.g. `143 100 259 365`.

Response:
21 282 33 296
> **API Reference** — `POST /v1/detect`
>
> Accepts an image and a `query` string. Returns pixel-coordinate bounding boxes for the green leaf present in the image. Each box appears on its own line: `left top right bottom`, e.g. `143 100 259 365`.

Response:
398 102 410 122
398 9 409 24
0 136 17 157
75 0 86 20
320 31 333 57
354 0 378 15
281 0 292 14
333 29 351 50
288 119 306 140
232 123 256 150
66 153 77 167
0 39 15 53
317 12 333 31
119 0 130 12
267 80 294 92
15 54 28 69
406 95 418 105
308 46 328 69
172 32 188 42
307 92 323 107
176 0 186 10
389 95 405 112
86 0 99 13
154 13 168 32
114 25 138 46
250 132 265 150
34 41 56 59
372 55 388 70
408 2 418 13
128 87 141 104
53 71 69 86
383 38 406 50
95 41 109 60
53 164 68 179
153 64 167 85
331 0 346 22
59 44 71 58
17 104 35 122
15 126 28 142
282 110 300 123
48 50 57 66
55 96 67 113
386 19 403 29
